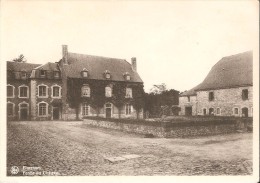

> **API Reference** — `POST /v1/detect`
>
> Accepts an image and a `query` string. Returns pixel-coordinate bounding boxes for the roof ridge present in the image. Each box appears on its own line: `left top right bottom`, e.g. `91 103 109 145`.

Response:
68 52 126 61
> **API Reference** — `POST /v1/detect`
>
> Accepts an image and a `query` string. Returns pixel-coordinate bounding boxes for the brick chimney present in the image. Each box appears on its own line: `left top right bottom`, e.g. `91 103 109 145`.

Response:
62 45 68 65
131 57 137 71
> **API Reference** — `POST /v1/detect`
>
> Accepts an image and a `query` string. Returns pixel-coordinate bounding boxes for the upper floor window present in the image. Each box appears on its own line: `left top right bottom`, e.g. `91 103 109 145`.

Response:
7 85 15 98
125 104 132 115
187 96 190 102
19 85 29 98
38 85 48 97
54 71 60 79
126 88 132 98
7 102 15 116
81 85 90 97
81 68 88 78
52 85 61 98
40 70 46 77
105 86 112 97
38 102 48 116
242 89 248 100
209 91 214 101
123 72 131 81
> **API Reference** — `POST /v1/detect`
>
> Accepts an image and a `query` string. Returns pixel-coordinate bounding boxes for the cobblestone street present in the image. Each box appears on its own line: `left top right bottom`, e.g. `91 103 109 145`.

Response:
7 121 252 176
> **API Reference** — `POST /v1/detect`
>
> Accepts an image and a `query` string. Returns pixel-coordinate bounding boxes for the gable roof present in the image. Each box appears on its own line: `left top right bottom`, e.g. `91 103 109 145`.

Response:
64 52 143 83
34 62 59 71
180 83 202 96
195 51 253 91
7 61 41 72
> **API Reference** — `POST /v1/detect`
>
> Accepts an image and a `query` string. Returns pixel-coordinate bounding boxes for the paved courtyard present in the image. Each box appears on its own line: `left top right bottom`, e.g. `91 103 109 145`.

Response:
7 120 252 176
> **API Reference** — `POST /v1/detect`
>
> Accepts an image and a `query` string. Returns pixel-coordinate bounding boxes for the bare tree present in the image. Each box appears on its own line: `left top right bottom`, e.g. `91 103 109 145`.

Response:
12 54 26 63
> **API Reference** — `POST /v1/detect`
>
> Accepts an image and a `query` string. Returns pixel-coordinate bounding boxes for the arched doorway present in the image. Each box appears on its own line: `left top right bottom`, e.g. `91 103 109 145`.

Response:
19 103 29 120
242 107 248 117
105 103 112 118
209 108 214 116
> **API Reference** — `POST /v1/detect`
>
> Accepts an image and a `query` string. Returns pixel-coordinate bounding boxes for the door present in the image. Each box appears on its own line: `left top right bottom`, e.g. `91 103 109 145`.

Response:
185 107 192 116
105 103 112 118
242 107 248 117
53 107 59 120
20 108 28 120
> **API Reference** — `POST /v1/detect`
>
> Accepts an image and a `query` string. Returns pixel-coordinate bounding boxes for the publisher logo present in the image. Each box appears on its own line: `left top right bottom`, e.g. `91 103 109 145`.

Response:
10 166 19 175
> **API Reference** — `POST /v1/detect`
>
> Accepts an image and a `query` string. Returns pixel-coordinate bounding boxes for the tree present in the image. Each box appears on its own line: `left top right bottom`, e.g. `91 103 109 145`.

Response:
149 83 167 94
113 82 127 118
132 84 145 119
12 54 26 63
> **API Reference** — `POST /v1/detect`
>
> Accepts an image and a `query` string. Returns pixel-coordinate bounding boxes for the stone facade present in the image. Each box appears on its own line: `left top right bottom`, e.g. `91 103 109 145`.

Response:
179 95 197 116
196 86 253 117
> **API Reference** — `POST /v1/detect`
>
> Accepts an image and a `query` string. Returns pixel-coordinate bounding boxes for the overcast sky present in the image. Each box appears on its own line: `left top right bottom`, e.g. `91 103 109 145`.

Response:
1 0 258 92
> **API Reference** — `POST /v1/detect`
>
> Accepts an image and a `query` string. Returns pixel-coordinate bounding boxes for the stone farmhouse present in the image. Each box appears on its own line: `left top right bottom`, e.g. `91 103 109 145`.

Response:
7 45 144 121
179 51 253 117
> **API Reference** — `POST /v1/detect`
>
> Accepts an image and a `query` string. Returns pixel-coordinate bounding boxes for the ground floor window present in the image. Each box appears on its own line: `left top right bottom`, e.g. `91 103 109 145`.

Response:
203 108 207 115
82 103 90 116
7 103 14 116
233 107 239 115
125 104 132 115
39 103 47 116
216 108 220 115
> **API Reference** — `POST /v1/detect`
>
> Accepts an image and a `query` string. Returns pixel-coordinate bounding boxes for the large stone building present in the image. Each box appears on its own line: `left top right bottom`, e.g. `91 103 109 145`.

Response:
7 45 144 121
179 51 253 117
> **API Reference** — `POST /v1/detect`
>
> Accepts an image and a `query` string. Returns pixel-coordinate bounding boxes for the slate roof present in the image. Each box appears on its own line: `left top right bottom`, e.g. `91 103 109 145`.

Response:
34 62 59 71
64 52 143 83
7 61 40 72
195 51 253 91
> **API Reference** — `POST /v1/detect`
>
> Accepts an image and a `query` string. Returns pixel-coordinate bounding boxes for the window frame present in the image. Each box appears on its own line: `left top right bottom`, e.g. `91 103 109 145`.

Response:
208 91 214 101
51 84 61 98
82 103 90 116
38 102 48 117
105 86 112 97
233 107 239 115
18 85 29 98
40 70 46 77
81 85 91 97
216 107 221 115
38 84 48 98
242 89 249 100
125 88 133 98
7 84 15 98
54 71 60 79
7 102 15 117
125 104 132 115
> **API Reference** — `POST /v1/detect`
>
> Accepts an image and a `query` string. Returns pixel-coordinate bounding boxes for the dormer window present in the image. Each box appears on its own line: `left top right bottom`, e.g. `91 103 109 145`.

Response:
21 71 27 79
104 70 111 79
40 70 46 77
54 71 60 78
81 68 88 78
123 72 131 81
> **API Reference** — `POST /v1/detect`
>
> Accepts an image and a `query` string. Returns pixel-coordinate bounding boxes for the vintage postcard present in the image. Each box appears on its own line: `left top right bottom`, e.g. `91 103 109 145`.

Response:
0 0 259 183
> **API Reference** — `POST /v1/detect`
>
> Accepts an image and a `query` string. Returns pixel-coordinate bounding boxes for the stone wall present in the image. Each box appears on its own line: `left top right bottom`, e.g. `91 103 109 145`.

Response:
83 118 251 138
179 95 197 116
196 86 253 117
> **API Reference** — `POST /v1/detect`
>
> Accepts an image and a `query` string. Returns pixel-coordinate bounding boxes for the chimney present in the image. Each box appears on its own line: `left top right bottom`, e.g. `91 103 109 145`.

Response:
131 57 137 71
62 45 68 65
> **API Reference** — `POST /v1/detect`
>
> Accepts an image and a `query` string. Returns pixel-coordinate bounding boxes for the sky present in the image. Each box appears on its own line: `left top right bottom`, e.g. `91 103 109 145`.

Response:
1 0 258 92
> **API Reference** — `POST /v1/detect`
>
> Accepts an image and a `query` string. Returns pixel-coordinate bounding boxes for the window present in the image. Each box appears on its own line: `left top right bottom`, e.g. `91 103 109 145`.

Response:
125 104 132 115
7 103 14 116
82 103 90 116
38 85 47 97
105 73 111 79
187 96 190 102
19 86 28 98
234 108 239 115
242 89 248 100
7 85 15 98
209 108 214 115
126 75 131 81
126 88 132 98
52 86 61 98
21 72 27 79
216 108 220 115
39 103 47 116
105 86 112 97
54 71 60 78
81 85 90 97
203 108 207 115
40 70 46 77
209 92 214 101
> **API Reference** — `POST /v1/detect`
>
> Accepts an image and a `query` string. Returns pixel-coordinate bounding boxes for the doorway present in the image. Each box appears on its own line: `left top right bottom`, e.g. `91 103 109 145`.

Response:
185 107 192 116
19 103 28 120
105 103 112 118
53 107 60 120
242 107 248 117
